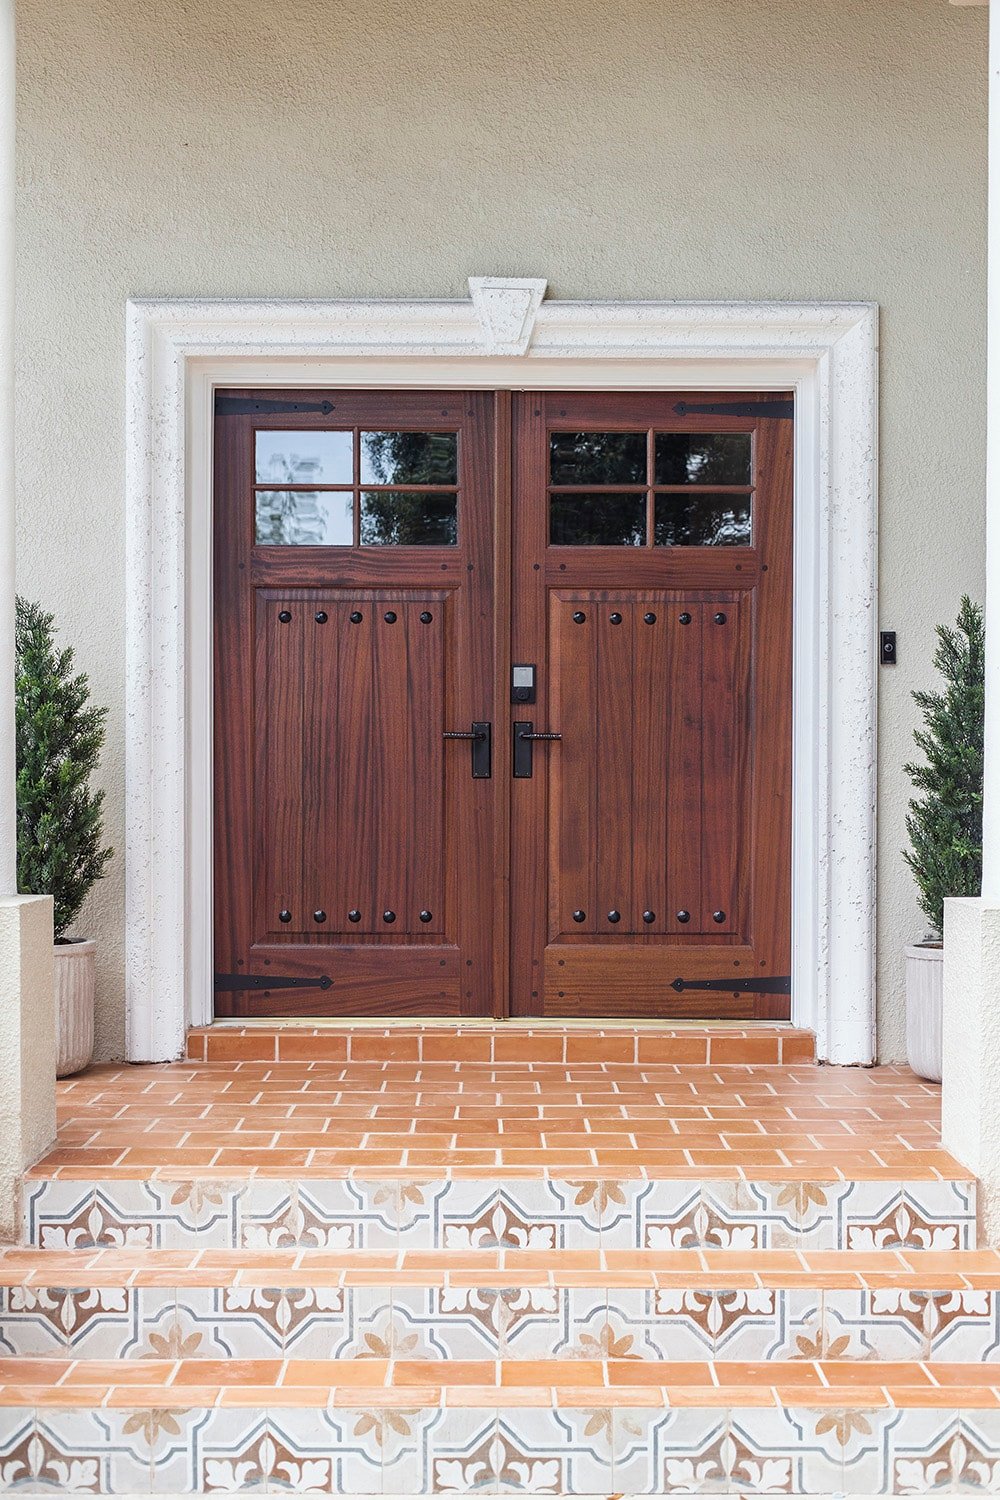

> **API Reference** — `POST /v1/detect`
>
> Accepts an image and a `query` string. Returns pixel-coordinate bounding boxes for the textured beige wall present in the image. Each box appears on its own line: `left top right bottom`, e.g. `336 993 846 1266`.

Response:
13 0 987 1060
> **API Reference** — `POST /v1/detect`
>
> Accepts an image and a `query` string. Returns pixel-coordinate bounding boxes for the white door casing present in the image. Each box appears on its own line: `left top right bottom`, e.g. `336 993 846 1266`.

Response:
124 281 878 1063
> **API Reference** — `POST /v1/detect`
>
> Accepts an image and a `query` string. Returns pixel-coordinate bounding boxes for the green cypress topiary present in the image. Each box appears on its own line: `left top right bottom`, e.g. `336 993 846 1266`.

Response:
904 595 985 939
15 598 113 940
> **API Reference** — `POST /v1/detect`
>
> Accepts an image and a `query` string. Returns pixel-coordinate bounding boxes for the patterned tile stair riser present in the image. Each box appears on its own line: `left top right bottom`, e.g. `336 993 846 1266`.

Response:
22 1175 978 1255
4 1389 1000 1494
5 1265 1000 1366
4 1051 989 1494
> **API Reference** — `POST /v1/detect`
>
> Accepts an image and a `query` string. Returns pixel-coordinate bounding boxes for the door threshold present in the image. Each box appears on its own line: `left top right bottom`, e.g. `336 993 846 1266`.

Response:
195 1017 802 1031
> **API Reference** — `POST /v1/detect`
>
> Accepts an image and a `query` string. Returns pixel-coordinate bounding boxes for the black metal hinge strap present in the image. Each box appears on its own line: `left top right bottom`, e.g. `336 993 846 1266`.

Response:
672 400 794 420
215 973 333 992
215 396 336 416
670 975 792 995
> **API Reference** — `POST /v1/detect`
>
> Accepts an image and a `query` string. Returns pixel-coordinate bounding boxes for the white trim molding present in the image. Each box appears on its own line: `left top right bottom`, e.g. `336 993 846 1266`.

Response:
124 281 878 1064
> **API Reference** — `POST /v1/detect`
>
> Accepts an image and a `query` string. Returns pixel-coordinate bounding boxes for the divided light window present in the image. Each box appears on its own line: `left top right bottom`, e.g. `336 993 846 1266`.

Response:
253 429 459 546
548 430 753 547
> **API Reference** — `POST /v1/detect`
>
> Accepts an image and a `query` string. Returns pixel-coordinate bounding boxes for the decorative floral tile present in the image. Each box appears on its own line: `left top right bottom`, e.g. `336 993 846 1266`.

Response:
426 1407 498 1493
839 1181 977 1253
493 1407 614 1494
240 1180 397 1253
610 1406 678 1494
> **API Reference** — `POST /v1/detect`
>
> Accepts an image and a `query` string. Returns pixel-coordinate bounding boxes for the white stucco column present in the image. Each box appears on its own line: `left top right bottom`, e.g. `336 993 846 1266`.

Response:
942 0 1000 1245
0 0 55 1242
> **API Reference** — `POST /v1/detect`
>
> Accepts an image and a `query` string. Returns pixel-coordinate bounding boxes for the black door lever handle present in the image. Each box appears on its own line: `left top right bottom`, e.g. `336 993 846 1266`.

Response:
513 722 561 777
443 722 491 777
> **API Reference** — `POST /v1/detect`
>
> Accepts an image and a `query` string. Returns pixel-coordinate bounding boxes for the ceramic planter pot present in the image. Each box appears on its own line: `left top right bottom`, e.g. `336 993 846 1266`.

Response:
53 938 96 1078
905 941 943 1083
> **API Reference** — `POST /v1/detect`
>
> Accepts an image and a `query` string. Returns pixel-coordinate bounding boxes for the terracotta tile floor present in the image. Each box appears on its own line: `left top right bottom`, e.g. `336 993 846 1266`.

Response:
1 1357 999 1409
30 1056 965 1182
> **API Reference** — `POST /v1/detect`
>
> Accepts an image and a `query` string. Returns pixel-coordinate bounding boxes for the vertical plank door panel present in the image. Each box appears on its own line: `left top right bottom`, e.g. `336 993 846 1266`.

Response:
214 390 495 1018
512 391 792 1020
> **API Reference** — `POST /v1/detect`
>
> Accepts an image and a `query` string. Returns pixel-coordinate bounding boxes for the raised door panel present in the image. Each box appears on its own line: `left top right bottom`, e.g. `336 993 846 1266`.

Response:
253 590 448 942
547 591 749 943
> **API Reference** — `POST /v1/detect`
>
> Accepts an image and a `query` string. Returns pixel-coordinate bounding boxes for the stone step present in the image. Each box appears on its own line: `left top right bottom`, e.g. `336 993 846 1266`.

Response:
0 1357 999 1493
21 1174 978 1254
185 1023 816 1067
1 1249 999 1365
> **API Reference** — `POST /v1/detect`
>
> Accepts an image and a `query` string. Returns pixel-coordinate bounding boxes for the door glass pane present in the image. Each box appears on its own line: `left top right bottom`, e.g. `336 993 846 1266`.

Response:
255 490 354 545
550 492 646 546
360 490 457 545
254 430 354 484
550 432 646 485
654 492 752 546
360 432 458 485
654 433 752 485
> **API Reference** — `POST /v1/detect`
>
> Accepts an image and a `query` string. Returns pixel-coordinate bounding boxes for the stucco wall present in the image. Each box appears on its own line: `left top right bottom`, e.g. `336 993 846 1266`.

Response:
13 0 987 1061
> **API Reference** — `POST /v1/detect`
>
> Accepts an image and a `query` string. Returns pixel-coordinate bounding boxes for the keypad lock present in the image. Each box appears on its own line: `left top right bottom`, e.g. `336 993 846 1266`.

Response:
511 664 536 704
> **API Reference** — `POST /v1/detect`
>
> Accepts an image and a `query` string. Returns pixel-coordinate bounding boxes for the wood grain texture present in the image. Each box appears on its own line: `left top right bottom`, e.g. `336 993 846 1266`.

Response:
214 391 495 1017
216 388 790 1021
511 392 792 1020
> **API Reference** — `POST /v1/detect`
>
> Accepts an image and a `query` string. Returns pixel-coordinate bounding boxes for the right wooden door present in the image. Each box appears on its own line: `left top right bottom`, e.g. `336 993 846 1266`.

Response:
509 392 793 1019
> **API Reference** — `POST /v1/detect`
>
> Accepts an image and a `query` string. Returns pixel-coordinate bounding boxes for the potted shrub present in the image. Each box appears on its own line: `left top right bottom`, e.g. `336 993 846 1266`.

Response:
15 599 113 1077
903 595 984 1082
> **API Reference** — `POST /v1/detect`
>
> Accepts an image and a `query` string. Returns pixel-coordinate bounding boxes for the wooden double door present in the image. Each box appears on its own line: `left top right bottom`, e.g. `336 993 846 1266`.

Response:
214 389 792 1020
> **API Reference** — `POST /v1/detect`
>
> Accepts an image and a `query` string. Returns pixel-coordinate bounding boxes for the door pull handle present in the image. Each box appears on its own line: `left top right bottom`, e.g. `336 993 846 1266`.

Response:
513 722 562 778
443 722 491 778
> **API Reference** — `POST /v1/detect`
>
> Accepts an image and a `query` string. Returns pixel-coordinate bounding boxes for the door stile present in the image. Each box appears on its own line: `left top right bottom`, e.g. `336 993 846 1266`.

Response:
509 394 548 1017
747 414 794 1018
492 391 513 1017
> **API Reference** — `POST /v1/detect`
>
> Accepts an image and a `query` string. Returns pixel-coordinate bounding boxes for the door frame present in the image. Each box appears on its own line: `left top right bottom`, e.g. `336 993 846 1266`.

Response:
124 281 878 1065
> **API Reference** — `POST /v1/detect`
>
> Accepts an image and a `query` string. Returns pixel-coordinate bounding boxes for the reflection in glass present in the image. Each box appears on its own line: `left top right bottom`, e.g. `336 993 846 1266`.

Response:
654 433 752 486
654 492 752 546
550 492 646 546
255 490 354 545
361 432 458 486
549 432 646 485
254 430 353 485
360 491 457 545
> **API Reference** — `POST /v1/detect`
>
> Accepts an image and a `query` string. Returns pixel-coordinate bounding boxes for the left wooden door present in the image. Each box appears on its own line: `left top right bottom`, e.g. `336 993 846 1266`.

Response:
213 390 498 1017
